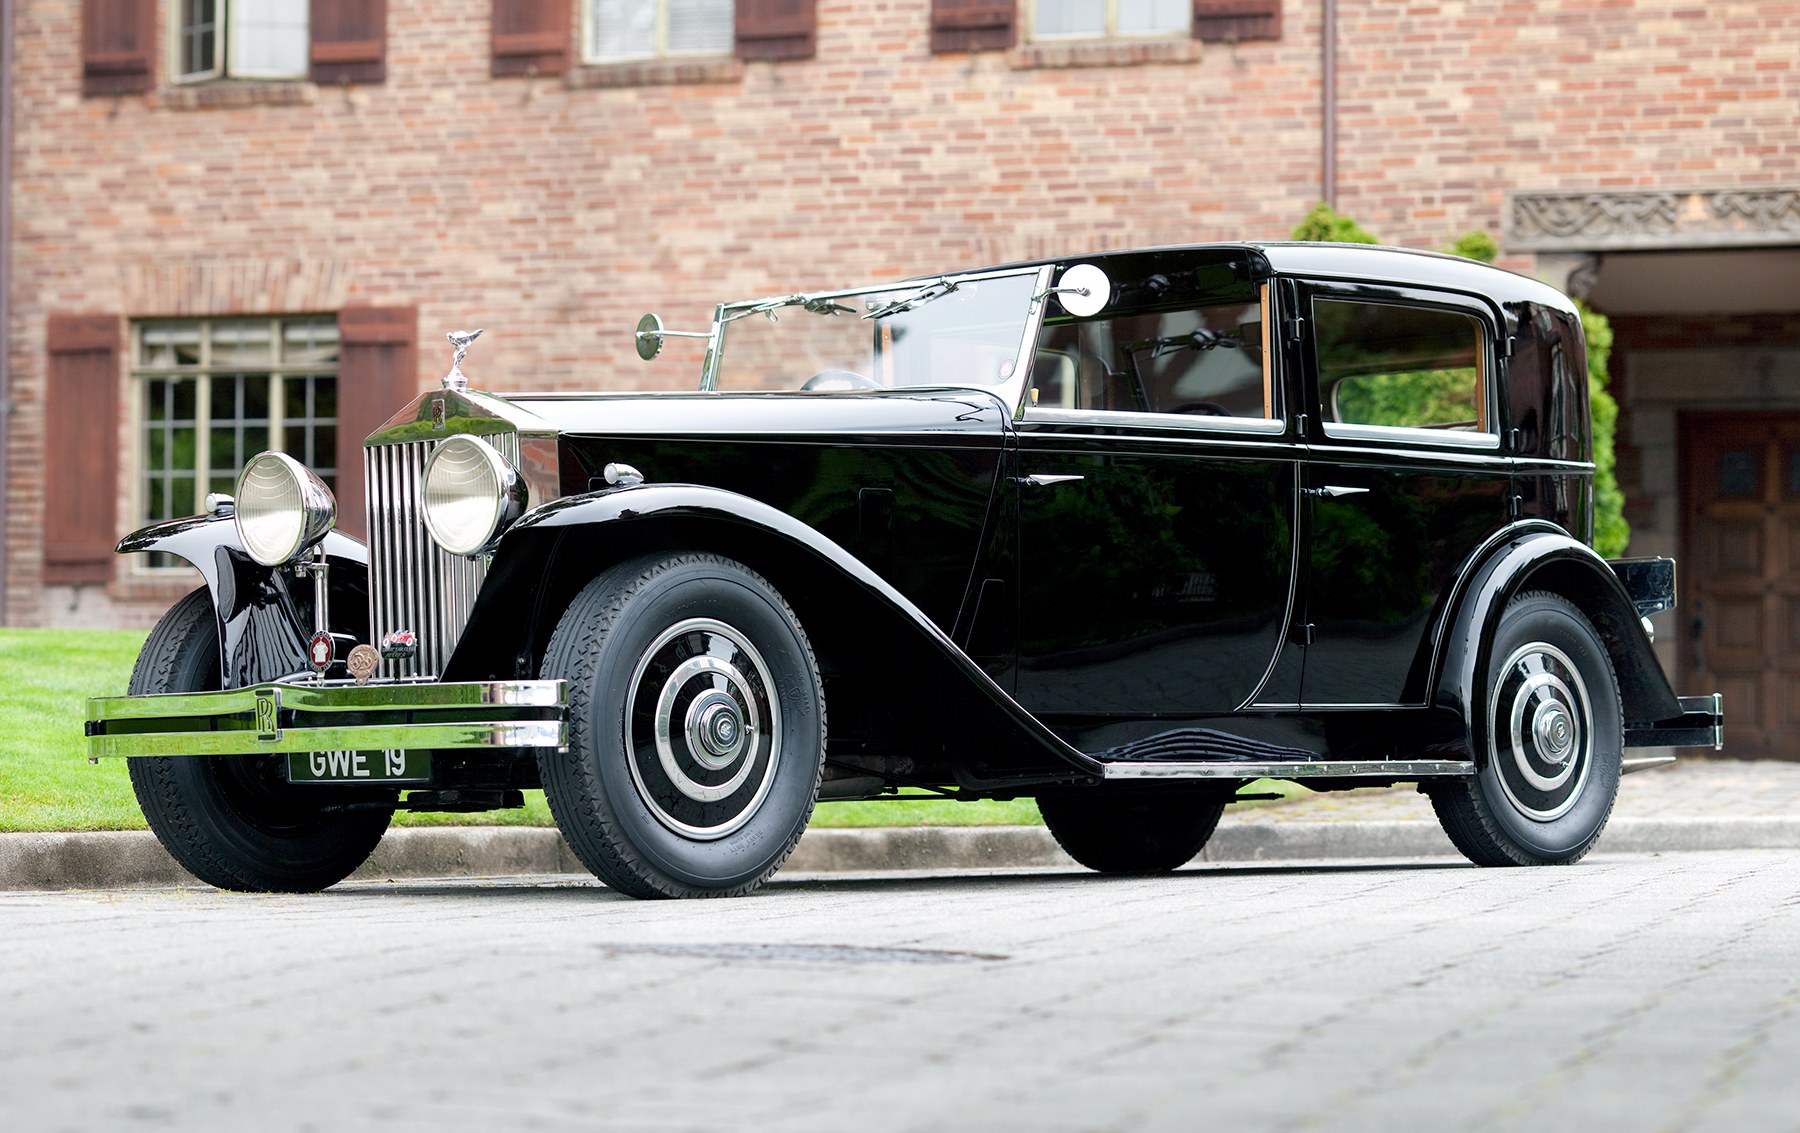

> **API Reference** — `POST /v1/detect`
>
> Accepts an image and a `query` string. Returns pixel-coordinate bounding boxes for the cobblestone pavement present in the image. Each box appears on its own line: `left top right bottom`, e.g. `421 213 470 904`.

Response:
3 849 1797 1132
1226 757 1800 826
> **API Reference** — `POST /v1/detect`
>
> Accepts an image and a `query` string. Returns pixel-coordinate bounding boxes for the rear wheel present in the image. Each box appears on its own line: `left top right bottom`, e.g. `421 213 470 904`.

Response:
538 553 826 898
126 588 393 892
1429 591 1622 866
1038 787 1231 874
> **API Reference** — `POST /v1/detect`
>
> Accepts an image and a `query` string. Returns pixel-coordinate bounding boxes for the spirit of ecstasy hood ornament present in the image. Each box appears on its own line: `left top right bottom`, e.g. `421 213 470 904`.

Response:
443 328 483 390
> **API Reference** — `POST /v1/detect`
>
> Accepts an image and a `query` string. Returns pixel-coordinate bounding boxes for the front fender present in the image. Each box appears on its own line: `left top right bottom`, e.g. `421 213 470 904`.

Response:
117 514 370 686
452 483 1102 783
1434 523 1682 754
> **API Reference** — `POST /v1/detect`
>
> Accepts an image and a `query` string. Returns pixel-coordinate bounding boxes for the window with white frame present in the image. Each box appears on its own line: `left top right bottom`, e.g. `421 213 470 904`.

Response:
586 0 735 64
175 0 310 82
134 318 339 547
1032 0 1190 40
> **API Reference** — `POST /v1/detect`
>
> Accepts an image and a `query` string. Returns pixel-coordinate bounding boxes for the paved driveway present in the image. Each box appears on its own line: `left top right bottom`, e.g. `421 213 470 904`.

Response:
4 851 1797 1132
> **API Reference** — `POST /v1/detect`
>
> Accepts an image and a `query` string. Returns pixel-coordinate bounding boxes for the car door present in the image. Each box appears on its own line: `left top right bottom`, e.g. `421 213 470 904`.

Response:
1294 283 1513 707
1013 283 1303 749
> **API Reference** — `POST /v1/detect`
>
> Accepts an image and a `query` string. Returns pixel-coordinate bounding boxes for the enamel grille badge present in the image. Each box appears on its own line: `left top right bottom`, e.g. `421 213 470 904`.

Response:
308 631 334 674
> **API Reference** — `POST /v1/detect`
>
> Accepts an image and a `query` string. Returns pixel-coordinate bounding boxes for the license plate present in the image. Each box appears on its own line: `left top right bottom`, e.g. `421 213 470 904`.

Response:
287 751 431 783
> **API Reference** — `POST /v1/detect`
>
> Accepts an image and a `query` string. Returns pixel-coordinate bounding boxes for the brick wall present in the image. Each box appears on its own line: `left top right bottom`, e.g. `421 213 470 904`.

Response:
7 0 1800 624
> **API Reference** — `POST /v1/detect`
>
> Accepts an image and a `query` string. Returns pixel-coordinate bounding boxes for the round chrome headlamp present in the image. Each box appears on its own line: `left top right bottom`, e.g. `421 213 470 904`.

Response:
421 434 527 556
234 452 337 567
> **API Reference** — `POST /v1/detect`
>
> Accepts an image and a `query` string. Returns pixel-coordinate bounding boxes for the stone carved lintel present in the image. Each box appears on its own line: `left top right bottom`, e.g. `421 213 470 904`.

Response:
1509 188 1800 251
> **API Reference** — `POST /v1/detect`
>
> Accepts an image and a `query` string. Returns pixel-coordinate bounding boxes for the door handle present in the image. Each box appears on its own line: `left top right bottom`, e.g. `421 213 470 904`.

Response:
1303 485 1370 498
1018 474 1085 487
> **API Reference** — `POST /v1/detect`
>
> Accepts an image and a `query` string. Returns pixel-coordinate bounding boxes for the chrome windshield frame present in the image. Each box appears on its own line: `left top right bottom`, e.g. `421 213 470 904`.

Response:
697 265 1053 405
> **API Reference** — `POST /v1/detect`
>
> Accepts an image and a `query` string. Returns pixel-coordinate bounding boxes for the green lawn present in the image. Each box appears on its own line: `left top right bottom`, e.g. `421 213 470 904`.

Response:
0 627 1048 832
1 628 150 832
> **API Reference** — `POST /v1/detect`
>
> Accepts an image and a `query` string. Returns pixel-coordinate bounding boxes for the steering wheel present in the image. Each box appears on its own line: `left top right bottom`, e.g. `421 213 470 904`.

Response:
802 370 881 391
1169 401 1230 416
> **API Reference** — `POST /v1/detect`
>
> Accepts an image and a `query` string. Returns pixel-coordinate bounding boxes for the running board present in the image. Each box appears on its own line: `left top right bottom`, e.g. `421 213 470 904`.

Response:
1101 759 1474 781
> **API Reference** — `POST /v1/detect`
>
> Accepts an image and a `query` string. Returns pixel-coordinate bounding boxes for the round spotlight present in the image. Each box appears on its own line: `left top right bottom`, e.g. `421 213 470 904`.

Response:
234 452 337 567
421 434 527 556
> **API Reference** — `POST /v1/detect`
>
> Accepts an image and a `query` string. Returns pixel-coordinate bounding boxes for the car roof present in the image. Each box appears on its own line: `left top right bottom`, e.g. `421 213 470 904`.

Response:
967 241 1579 319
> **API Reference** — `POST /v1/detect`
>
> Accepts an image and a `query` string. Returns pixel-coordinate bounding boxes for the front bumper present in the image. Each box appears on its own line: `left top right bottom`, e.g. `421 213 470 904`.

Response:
85 679 566 759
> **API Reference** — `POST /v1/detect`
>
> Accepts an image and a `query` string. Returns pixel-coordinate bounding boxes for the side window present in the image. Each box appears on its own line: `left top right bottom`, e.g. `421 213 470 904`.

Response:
1033 289 1272 420
1313 298 1489 436
175 0 310 83
1031 0 1190 42
133 317 340 543
587 0 735 63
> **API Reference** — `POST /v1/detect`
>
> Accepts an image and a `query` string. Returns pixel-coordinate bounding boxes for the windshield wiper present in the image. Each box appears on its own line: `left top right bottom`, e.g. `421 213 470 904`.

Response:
723 292 857 325
1126 328 1244 359
861 277 960 321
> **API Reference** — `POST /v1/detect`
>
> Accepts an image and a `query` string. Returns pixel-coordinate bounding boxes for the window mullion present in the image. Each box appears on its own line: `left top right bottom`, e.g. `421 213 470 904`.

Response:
193 375 210 517
220 0 230 79
193 323 211 518
128 324 144 549
270 373 286 459
267 317 284 459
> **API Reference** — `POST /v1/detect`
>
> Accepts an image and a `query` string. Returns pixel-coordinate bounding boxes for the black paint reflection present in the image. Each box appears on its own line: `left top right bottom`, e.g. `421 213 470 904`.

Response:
1014 429 1298 716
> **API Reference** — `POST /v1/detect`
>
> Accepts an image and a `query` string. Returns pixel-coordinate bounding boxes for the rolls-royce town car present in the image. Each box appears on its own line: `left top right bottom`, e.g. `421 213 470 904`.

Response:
85 243 1725 897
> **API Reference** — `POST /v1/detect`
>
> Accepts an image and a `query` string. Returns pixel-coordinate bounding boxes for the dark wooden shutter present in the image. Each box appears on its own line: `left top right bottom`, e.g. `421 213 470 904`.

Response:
81 0 155 96
929 0 1014 55
1192 0 1282 42
736 0 816 62
311 0 388 85
492 0 571 77
44 315 123 584
335 307 418 540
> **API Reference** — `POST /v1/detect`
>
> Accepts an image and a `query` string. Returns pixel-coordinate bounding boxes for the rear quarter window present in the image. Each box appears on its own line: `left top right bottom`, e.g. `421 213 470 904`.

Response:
1314 299 1490 439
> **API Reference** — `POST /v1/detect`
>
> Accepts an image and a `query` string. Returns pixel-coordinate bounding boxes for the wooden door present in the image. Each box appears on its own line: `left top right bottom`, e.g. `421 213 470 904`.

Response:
1682 413 1800 761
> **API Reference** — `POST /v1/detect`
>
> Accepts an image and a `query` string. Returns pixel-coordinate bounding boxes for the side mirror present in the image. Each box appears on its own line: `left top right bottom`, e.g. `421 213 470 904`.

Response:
635 313 666 361
635 313 711 362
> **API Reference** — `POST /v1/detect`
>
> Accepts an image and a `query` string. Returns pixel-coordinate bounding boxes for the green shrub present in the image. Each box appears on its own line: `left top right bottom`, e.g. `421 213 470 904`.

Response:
1445 230 1500 264
1292 202 1380 245
1579 300 1629 556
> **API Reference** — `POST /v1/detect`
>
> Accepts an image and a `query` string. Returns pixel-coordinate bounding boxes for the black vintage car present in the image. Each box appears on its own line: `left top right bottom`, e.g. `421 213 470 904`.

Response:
87 243 1723 897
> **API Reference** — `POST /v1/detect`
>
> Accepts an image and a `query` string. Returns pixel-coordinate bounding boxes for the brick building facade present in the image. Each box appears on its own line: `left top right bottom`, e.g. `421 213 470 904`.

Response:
5 1 1799 739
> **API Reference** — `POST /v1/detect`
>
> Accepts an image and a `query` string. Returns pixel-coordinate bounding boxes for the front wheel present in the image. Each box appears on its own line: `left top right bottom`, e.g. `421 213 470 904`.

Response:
538 553 826 898
1429 591 1623 866
126 588 393 892
1038 787 1231 874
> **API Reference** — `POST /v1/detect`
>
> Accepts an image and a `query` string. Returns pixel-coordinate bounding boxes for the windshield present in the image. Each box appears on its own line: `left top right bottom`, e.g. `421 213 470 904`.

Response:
710 269 1041 394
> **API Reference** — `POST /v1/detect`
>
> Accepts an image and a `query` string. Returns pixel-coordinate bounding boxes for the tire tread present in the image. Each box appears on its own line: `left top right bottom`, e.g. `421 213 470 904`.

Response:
537 553 825 898
125 587 391 893
1429 590 1622 868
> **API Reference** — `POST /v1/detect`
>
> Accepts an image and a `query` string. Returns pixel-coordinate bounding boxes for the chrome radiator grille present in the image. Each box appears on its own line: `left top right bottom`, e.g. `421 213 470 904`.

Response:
365 435 518 678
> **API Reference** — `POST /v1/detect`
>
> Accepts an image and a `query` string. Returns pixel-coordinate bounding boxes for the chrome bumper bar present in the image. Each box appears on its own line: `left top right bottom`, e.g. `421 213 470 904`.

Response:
1623 693 1725 751
85 679 566 759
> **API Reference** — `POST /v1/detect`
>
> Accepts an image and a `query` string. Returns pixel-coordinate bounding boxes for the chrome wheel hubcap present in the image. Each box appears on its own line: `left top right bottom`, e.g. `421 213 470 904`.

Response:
1491 641 1592 821
626 617 782 841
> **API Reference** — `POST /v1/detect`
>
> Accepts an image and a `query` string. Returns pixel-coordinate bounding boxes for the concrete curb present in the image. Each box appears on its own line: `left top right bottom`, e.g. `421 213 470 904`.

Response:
5 816 1799 892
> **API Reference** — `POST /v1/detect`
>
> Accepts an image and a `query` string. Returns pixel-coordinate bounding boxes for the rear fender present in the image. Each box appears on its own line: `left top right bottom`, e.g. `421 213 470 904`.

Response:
117 514 370 687
1434 523 1682 761
451 483 1101 786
